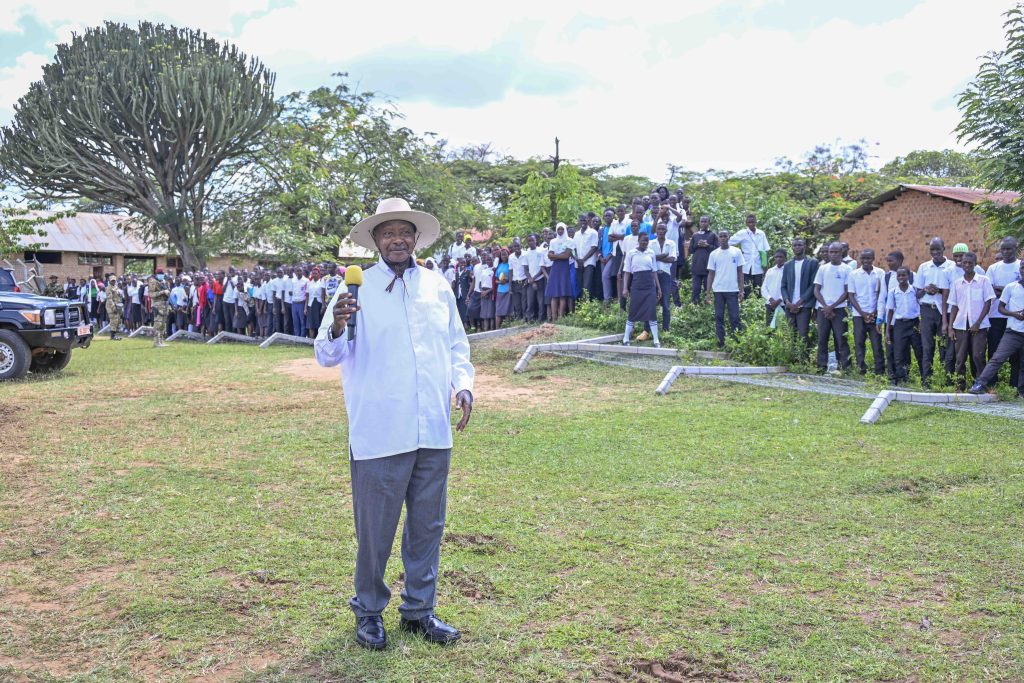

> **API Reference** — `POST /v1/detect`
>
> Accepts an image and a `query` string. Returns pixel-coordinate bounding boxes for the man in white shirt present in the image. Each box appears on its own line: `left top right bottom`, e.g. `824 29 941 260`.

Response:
813 242 852 373
574 217 600 302
270 269 284 334
984 236 1021 388
222 274 238 333
447 232 467 262
706 230 744 348
651 222 678 331
507 239 527 320
728 213 770 297
915 238 956 385
970 259 1024 397
522 233 548 322
846 248 885 375
315 198 473 651
947 252 995 390
760 249 786 326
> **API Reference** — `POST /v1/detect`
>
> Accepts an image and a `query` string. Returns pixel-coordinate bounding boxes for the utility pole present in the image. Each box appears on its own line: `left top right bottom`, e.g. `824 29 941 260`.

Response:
549 137 560 227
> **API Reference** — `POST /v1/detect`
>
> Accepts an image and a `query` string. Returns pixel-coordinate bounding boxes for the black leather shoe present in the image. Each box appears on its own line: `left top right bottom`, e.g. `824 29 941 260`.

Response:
967 382 986 395
399 614 461 645
355 615 387 650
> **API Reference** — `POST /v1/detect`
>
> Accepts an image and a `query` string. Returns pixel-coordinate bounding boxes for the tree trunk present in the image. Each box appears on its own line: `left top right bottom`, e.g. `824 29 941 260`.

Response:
164 221 205 270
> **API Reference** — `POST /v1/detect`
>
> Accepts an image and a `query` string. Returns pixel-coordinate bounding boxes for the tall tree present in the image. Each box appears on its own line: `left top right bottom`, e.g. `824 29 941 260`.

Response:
957 4 1024 240
0 22 276 269
880 149 980 184
212 77 485 260
504 164 603 236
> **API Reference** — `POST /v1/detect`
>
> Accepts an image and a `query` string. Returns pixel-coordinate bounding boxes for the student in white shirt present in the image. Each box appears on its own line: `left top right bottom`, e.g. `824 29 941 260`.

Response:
728 213 770 297
886 266 922 385
813 242 852 373
621 231 663 347
651 222 678 331
706 230 745 348
984 236 1022 388
914 238 955 385
522 233 548 322
574 218 600 302
970 259 1024 397
946 252 995 390
846 248 885 375
760 249 786 327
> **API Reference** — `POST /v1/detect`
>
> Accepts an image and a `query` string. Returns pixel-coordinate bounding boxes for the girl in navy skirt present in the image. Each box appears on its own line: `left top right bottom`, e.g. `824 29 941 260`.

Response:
622 232 662 347
545 222 575 321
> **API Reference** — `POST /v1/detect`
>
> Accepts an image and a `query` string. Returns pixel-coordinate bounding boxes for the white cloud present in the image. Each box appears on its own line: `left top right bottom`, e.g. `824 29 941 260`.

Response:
0 52 48 121
0 0 1013 178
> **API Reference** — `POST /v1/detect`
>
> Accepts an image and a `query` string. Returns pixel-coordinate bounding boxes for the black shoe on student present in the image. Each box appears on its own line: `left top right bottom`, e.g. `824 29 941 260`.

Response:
399 614 461 645
967 382 986 395
355 615 387 650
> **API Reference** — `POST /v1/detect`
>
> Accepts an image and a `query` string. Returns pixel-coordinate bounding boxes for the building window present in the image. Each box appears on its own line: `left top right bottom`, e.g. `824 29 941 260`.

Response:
77 254 114 266
166 257 183 269
26 251 62 264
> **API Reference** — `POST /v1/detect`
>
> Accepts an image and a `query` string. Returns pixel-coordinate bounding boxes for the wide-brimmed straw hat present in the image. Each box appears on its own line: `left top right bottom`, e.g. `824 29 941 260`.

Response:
348 197 441 252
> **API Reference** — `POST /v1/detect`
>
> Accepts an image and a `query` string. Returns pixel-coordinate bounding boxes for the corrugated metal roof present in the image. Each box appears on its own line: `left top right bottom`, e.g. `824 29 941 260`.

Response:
824 184 1021 234
17 211 165 255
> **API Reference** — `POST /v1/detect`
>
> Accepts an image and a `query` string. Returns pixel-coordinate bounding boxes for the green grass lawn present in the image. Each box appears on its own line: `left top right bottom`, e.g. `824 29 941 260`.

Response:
1 331 1023 682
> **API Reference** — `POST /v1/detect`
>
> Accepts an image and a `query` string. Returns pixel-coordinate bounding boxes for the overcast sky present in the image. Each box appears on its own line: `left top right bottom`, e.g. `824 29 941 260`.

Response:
0 0 1012 180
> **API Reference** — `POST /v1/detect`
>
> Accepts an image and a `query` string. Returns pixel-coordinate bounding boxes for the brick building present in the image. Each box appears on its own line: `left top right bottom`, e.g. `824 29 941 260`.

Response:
6 211 260 282
824 184 1019 269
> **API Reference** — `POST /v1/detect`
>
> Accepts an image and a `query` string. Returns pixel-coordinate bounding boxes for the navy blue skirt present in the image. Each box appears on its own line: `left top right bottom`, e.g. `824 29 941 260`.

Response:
545 259 573 298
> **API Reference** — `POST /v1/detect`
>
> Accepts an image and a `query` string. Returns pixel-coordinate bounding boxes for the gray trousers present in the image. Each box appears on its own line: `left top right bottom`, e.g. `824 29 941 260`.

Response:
349 447 451 619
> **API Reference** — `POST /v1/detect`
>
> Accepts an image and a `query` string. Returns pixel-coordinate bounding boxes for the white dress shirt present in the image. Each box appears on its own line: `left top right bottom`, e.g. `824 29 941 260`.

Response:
282 276 294 304
314 258 474 460
508 252 527 282
1001 281 1024 333
523 247 547 279
609 219 629 255
650 238 677 274
728 228 770 275
574 228 600 267
887 285 921 320
624 248 658 273
847 266 883 316
950 275 995 330
985 259 1022 319
760 264 784 301
915 258 955 308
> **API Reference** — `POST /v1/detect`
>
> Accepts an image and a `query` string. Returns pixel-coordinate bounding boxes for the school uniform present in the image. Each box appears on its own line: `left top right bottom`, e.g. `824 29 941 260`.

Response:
985 259 1022 387
707 246 744 347
603 219 629 302
887 284 922 383
522 247 547 321
847 266 885 374
728 227 770 296
974 280 1024 394
650 238 678 330
780 256 819 356
878 270 922 381
949 274 995 386
813 262 852 372
915 258 955 382
574 227 600 301
624 248 659 323
760 264 784 326
508 252 527 319
688 230 718 304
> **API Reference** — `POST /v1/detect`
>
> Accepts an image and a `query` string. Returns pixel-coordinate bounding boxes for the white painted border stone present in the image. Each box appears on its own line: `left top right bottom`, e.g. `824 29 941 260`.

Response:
166 330 206 342
859 388 998 424
259 332 314 348
128 326 154 338
466 325 529 342
206 331 260 345
513 336 672 373
655 365 788 395
96 324 111 335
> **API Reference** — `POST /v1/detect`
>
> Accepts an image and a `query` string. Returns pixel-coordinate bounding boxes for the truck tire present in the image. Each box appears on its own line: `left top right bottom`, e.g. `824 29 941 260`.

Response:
0 329 31 381
30 349 72 374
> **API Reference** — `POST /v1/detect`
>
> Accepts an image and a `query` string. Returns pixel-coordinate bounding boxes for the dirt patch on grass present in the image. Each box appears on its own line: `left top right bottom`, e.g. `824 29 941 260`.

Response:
443 568 497 602
490 323 560 349
630 651 753 682
443 532 510 555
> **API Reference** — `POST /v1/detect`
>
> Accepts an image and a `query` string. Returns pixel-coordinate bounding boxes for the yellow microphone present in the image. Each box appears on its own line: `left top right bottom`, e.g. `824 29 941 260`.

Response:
344 266 363 341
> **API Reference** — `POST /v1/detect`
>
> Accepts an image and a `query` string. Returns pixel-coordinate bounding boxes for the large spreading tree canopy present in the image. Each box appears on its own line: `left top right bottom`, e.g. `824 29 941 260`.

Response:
957 4 1024 241
0 22 276 269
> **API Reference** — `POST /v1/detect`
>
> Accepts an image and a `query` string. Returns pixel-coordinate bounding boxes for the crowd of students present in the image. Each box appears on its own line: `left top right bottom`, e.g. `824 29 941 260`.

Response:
48 264 347 340
40 184 1023 396
437 185 1023 396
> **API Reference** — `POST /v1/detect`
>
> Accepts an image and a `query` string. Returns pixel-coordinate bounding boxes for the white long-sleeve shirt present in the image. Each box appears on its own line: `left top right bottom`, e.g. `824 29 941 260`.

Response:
314 258 474 460
728 228 770 275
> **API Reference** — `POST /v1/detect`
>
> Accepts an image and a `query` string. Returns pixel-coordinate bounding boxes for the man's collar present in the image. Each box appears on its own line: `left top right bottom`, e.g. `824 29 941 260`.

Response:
378 256 417 276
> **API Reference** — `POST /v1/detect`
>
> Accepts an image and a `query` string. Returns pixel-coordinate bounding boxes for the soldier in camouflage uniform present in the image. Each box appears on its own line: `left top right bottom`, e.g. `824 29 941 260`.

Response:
105 278 124 340
148 269 171 347
43 275 63 298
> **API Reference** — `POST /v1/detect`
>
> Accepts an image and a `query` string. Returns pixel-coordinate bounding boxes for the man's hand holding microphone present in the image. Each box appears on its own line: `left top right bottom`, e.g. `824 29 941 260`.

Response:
331 266 363 340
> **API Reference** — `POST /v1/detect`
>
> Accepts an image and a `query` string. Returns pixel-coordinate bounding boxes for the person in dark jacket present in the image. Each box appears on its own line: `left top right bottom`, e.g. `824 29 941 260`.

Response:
688 216 717 304
780 237 819 358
